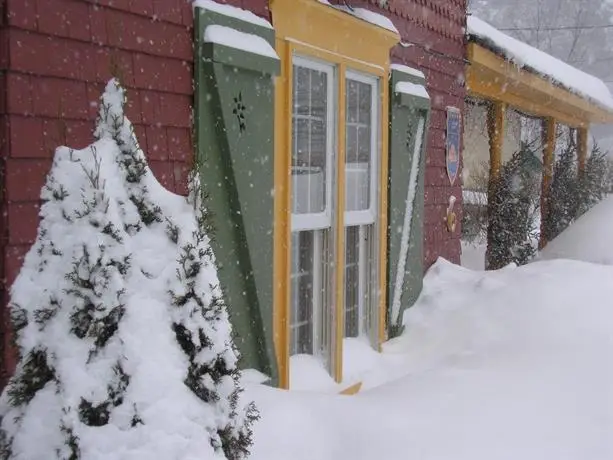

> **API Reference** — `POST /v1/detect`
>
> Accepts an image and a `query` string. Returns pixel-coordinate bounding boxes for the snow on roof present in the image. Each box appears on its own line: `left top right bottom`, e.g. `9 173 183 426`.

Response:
467 16 613 112
193 0 273 29
204 24 279 60
391 63 425 80
395 81 429 100
318 0 399 34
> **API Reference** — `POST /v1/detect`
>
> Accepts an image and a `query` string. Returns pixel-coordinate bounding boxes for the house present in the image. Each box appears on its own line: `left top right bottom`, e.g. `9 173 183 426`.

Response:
0 0 467 390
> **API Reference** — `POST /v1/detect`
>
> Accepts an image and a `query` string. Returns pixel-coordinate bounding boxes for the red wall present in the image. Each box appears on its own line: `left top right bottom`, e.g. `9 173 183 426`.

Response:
0 0 206 386
0 0 465 385
386 0 466 268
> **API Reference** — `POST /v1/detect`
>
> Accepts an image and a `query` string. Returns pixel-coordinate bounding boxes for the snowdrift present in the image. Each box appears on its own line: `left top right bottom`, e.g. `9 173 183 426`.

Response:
539 194 613 265
248 258 613 460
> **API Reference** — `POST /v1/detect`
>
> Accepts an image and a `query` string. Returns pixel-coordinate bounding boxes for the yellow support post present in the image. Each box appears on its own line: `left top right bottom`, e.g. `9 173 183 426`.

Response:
272 38 292 390
577 126 589 175
334 64 348 384
539 117 556 250
485 101 505 269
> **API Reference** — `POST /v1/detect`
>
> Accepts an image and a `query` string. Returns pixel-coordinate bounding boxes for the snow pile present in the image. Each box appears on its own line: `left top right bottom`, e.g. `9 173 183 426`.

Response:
247 258 613 460
467 16 613 111
0 80 256 460
539 194 613 265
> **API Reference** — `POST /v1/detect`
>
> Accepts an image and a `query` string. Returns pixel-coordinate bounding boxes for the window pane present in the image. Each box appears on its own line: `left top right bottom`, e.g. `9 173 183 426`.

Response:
358 83 372 125
345 77 374 212
292 65 329 215
344 224 377 340
347 80 358 123
345 226 360 338
290 231 314 355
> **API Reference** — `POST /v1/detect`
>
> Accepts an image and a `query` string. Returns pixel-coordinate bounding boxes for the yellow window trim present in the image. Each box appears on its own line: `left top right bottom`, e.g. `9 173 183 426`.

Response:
271 0 399 389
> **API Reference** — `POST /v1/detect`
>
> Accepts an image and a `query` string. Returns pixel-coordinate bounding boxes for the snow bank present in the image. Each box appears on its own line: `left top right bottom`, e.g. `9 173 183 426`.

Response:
467 16 613 111
539 194 613 265
247 258 613 460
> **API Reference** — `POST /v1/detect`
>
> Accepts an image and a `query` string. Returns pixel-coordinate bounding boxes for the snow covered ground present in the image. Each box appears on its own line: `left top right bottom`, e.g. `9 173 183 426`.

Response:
247 258 613 460
539 194 613 265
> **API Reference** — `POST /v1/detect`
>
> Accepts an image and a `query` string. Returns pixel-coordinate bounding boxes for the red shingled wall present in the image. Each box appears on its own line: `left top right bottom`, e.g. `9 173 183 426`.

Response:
384 0 467 268
0 0 464 385
0 0 241 386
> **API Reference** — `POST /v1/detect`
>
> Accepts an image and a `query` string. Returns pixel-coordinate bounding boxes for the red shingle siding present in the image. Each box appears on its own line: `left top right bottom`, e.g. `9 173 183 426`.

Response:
0 0 206 386
362 0 466 268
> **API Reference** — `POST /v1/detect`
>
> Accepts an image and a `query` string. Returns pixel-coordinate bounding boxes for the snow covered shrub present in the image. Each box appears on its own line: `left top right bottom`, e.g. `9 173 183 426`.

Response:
0 79 257 460
486 143 540 270
577 143 609 218
542 139 579 243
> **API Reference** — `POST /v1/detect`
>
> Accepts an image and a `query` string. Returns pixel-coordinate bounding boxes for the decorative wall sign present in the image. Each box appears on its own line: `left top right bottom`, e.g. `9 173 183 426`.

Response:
446 106 461 185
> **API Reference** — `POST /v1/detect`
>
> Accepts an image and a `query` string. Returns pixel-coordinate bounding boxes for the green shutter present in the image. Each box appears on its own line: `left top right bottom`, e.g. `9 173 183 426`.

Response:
194 7 280 385
387 67 431 338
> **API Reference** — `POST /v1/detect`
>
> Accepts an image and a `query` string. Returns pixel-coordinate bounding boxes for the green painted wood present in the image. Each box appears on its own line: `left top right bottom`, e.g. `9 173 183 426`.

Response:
194 7 279 385
386 68 431 338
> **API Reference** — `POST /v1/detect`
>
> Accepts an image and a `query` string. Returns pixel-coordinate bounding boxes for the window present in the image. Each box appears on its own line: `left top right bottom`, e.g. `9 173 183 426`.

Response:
290 57 335 368
290 57 382 368
344 73 379 342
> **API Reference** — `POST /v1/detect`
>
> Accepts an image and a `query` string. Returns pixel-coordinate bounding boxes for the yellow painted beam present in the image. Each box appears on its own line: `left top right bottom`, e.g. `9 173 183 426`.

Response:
270 0 398 71
378 62 391 349
273 37 292 390
334 64 348 384
466 43 613 126
487 101 506 181
485 101 505 269
577 126 589 175
540 117 557 250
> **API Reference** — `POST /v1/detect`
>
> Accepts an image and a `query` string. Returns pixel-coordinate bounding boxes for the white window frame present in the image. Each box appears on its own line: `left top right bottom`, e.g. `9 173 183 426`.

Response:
344 70 379 227
291 56 337 232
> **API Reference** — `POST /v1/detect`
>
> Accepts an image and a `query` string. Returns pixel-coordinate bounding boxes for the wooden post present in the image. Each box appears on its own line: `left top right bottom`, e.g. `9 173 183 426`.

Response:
485 101 505 269
539 117 556 250
577 126 589 176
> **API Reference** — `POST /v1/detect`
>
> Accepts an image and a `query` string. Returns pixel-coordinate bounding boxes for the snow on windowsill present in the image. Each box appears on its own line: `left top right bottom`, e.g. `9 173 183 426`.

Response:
391 63 425 80
467 15 613 112
395 81 430 100
289 338 390 393
204 24 279 60
318 0 399 34
193 0 273 29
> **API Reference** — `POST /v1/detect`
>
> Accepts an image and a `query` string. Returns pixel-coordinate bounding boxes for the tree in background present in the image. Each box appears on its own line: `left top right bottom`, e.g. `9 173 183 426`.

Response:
486 142 541 270
577 142 611 217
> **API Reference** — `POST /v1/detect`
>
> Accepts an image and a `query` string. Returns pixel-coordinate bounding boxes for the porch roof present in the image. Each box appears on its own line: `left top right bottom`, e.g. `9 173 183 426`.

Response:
466 16 613 127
